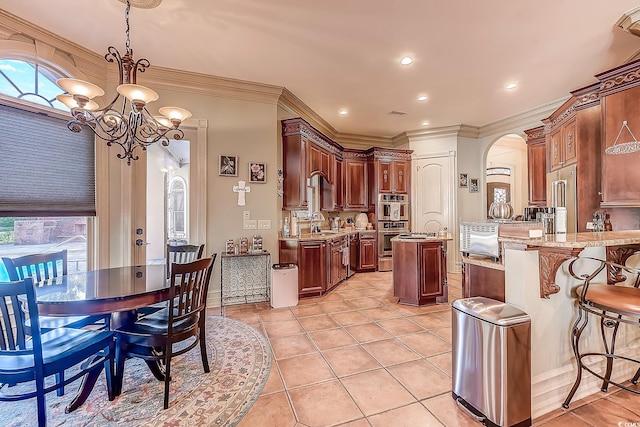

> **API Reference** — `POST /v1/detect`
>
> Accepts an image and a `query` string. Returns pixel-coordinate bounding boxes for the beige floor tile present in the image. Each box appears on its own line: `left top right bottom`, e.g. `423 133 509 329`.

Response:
237 391 297 427
260 363 285 395
347 297 383 309
422 393 481 427
263 319 305 338
225 310 261 324
308 328 357 350
291 304 325 318
320 292 345 301
606 387 640 416
427 352 453 377
346 323 392 343
298 314 339 332
399 332 451 357
288 380 364 426
377 317 424 335
341 369 416 416
410 313 451 329
335 418 371 427
319 300 354 313
388 359 451 399
360 306 400 321
278 352 335 389
389 303 433 316
261 308 295 322
330 310 371 326
571 396 640 425
270 334 317 359
367 402 442 427
323 345 381 377
536 412 592 426
362 338 421 367
431 327 452 343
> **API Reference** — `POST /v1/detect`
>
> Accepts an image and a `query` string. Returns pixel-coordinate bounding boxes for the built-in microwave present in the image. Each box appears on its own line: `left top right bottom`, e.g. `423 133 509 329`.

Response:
377 194 409 221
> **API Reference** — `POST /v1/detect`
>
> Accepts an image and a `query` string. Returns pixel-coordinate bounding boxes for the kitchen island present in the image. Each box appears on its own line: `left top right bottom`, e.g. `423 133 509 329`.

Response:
498 230 640 417
391 233 452 306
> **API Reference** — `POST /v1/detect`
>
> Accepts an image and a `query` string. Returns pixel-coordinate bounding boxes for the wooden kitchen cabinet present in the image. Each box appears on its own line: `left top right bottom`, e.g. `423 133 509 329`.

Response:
343 152 368 211
329 236 347 289
461 260 505 302
307 143 333 183
377 160 408 194
392 239 446 306
321 157 343 211
548 117 577 171
357 232 377 272
297 240 327 297
524 126 547 206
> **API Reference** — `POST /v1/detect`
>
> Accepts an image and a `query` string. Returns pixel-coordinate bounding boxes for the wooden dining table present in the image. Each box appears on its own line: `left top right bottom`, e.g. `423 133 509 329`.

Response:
33 264 171 412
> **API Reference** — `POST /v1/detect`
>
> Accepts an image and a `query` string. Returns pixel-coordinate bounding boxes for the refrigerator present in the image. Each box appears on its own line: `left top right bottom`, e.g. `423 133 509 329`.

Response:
546 164 577 234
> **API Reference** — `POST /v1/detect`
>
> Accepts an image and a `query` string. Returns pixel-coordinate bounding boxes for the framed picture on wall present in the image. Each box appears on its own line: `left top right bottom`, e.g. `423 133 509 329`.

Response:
249 162 267 183
458 173 468 188
469 178 479 193
219 155 238 176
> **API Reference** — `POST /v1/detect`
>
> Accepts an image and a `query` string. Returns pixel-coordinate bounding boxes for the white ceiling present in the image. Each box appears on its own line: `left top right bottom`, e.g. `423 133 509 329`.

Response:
2 0 640 138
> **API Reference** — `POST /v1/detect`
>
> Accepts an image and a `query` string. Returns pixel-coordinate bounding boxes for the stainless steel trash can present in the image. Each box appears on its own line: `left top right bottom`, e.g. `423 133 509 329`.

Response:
452 297 531 427
270 263 298 308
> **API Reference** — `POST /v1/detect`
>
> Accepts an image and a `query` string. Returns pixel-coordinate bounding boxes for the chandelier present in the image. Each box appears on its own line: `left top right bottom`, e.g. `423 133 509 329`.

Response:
56 0 191 165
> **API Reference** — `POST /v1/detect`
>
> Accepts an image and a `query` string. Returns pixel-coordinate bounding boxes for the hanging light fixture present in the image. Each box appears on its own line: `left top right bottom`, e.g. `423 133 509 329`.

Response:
56 0 191 165
605 120 640 155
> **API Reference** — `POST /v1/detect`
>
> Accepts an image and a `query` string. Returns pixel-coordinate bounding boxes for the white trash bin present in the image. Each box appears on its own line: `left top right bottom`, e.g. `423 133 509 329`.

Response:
270 263 298 308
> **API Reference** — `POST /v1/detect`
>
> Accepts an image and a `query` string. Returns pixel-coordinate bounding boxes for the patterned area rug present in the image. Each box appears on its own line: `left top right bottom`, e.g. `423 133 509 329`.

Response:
1 316 272 427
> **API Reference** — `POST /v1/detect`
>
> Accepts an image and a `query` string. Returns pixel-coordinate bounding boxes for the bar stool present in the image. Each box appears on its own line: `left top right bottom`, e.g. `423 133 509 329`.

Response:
563 257 640 408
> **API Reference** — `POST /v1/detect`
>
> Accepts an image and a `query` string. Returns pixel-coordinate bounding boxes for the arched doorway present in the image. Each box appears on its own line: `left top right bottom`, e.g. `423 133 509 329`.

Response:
485 134 527 219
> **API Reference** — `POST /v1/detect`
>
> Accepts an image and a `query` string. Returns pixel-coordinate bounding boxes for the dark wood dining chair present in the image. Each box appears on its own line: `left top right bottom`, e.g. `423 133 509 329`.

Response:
2 250 108 395
115 255 215 409
0 278 116 427
166 243 205 276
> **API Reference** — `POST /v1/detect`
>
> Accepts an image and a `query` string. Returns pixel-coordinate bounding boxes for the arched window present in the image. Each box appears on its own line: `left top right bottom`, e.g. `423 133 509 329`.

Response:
168 177 187 240
0 59 68 110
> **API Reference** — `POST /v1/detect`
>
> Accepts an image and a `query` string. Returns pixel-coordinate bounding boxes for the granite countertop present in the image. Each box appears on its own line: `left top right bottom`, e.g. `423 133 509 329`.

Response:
462 255 505 271
499 230 640 248
279 228 375 242
391 233 453 242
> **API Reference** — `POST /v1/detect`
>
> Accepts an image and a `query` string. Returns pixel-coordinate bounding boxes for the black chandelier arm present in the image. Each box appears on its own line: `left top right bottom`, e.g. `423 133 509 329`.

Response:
105 46 125 85
131 58 150 83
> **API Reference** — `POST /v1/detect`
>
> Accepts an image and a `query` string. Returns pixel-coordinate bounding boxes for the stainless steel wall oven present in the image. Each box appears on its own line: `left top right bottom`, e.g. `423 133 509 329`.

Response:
378 221 409 271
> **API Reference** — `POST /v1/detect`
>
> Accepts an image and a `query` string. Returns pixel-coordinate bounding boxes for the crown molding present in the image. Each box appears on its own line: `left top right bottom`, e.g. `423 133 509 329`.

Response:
617 7 640 37
278 88 337 138
334 132 392 149
478 97 567 138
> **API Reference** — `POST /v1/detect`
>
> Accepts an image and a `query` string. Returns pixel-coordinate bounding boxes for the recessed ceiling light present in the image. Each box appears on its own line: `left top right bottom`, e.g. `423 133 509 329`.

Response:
339 109 348 115
417 95 428 101
400 57 413 65
505 82 518 90
421 121 430 126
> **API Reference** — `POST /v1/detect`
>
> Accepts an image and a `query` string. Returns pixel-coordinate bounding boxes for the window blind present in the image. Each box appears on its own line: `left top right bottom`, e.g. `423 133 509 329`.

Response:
0 103 96 216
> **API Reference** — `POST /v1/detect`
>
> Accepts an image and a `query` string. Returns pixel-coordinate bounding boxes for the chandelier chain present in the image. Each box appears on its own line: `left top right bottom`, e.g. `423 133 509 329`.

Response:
125 0 131 54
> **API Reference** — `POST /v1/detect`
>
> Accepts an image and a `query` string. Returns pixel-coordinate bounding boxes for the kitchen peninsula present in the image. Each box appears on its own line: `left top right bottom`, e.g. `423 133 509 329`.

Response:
391 233 452 306
498 230 640 417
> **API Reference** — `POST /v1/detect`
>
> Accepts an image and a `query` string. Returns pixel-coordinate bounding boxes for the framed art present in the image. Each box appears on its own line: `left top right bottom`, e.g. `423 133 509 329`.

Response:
219 155 238 176
249 162 266 183
458 173 468 188
469 178 479 193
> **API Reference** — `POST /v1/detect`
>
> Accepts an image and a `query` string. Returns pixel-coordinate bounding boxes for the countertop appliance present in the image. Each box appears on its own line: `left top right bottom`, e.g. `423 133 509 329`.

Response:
460 222 500 261
546 164 577 234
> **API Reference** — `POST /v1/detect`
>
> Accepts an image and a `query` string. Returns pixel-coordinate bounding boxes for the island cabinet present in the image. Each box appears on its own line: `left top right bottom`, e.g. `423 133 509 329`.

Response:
281 118 342 211
392 238 447 306
596 60 640 208
343 150 368 211
542 83 601 232
357 231 376 272
461 258 505 302
524 126 547 207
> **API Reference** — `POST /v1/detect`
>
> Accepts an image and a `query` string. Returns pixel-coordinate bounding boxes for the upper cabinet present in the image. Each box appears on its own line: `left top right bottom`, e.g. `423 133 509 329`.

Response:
597 61 640 207
367 148 413 209
377 159 409 194
545 98 579 172
524 126 546 207
343 150 368 211
282 118 341 210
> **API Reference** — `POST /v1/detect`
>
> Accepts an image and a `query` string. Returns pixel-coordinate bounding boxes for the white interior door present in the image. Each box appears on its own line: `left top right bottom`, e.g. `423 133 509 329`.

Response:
413 153 457 272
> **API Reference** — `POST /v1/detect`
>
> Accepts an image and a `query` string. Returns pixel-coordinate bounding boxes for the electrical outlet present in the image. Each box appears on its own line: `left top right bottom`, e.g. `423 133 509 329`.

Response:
244 219 257 229
243 211 251 220
258 220 271 230
586 221 594 230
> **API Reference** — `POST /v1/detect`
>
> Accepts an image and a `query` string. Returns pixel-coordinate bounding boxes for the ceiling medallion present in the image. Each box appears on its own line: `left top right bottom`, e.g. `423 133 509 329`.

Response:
117 0 162 9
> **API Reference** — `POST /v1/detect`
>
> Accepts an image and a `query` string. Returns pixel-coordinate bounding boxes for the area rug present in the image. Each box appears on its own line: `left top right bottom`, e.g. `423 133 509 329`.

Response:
0 316 272 427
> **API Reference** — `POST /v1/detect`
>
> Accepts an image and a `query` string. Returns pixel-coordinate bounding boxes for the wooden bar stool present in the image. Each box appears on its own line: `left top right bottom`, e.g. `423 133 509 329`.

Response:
563 257 640 408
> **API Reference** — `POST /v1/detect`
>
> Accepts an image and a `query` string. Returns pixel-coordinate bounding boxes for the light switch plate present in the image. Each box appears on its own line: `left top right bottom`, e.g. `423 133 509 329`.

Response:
243 211 251 220
258 220 271 229
586 221 594 230
244 219 257 229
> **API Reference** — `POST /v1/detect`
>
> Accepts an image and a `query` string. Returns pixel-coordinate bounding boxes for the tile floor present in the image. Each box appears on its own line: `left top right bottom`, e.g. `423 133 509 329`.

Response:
222 271 640 427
